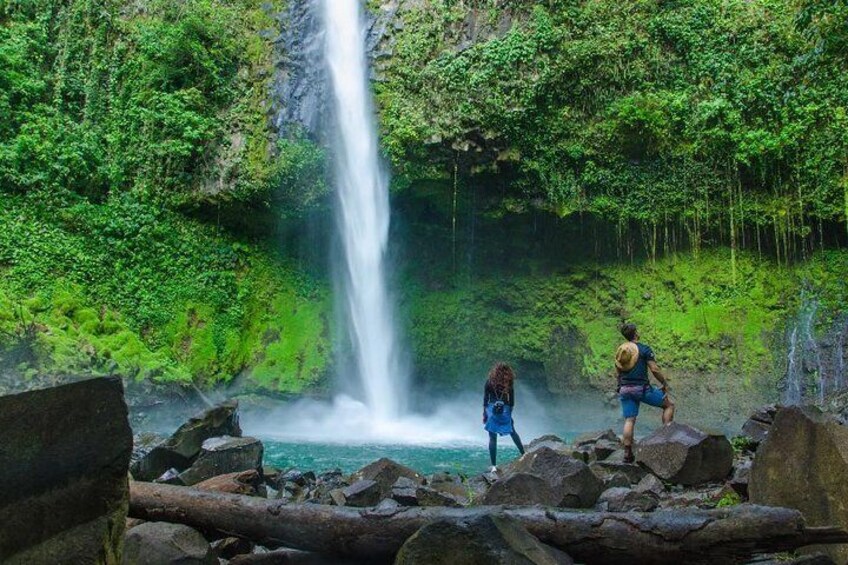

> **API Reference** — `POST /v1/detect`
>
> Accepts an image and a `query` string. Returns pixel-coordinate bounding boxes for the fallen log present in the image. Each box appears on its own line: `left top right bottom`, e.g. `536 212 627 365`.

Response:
130 481 848 565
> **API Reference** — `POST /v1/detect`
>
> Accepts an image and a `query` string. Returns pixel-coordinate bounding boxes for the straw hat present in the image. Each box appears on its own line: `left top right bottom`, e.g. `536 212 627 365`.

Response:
615 341 639 372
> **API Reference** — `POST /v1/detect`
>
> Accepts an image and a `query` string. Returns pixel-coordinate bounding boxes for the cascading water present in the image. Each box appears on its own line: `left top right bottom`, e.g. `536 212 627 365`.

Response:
782 293 848 405
321 0 407 422
247 0 555 445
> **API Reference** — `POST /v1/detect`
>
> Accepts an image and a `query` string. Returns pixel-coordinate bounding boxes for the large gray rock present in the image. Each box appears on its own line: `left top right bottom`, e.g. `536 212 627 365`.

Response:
729 459 751 498
589 460 648 485
194 469 266 497
635 423 733 485
178 436 263 486
123 522 215 564
741 404 778 445
490 447 603 508
0 377 132 563
634 474 666 495
416 484 465 507
481 473 559 506
595 487 659 512
527 434 570 453
349 458 423 500
131 400 240 481
574 429 619 447
340 479 382 507
750 405 848 564
392 477 420 506
395 514 573 565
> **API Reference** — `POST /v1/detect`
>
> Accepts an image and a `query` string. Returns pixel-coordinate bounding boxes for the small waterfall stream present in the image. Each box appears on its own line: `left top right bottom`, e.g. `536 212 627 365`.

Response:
321 0 407 422
782 293 848 405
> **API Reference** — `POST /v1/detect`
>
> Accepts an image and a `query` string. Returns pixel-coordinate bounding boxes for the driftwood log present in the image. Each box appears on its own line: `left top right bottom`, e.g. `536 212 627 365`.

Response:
130 481 848 564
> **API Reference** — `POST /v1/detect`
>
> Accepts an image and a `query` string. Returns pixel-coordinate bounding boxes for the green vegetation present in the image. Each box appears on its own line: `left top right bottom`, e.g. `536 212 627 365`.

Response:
405 248 848 392
1 0 846 397
0 193 329 391
715 490 743 508
378 0 848 255
0 0 326 209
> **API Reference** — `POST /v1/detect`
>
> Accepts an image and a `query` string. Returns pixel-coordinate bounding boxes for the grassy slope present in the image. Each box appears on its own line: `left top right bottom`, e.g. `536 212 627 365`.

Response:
0 194 329 392
406 248 848 393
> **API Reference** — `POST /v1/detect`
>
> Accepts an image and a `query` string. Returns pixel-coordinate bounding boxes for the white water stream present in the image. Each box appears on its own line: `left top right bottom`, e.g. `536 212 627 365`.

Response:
323 0 407 423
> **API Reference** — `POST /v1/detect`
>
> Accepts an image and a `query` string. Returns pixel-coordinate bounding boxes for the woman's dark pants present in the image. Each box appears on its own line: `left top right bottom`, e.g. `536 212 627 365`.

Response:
488 428 525 466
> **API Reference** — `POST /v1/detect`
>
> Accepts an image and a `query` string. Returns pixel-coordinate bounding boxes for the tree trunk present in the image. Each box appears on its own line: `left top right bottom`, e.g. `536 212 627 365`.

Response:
129 482 848 564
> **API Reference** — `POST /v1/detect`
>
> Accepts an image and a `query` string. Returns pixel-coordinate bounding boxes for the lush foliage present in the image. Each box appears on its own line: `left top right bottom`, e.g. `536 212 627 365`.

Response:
0 0 326 210
404 246 848 393
377 0 848 251
0 193 329 391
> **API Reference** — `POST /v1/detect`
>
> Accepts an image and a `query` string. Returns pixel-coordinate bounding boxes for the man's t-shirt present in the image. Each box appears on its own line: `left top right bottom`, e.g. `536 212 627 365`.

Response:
618 343 655 386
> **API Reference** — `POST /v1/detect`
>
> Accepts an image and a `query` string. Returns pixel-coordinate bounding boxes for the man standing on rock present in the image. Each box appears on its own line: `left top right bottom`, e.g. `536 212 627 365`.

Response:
615 322 674 463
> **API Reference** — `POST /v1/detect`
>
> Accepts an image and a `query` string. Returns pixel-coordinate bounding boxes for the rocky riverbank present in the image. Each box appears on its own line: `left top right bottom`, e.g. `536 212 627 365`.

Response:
121 398 848 564
2 379 847 564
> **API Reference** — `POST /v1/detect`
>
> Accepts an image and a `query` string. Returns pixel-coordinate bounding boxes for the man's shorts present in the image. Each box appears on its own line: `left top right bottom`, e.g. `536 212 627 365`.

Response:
620 385 666 418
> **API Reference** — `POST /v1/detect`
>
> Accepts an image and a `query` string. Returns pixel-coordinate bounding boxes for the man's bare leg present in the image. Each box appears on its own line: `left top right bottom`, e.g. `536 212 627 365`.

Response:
622 417 637 462
662 397 675 425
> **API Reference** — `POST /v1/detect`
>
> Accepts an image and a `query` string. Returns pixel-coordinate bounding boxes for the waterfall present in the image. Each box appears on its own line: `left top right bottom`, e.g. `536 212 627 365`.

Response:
321 0 407 422
782 294 848 405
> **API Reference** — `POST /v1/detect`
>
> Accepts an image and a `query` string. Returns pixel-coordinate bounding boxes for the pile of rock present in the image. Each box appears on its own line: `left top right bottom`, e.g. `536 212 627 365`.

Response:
122 400 847 564
130 401 264 486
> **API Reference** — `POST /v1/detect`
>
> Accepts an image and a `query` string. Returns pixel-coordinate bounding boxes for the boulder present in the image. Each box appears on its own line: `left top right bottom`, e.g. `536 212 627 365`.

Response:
573 429 619 447
341 479 382 507
634 474 666 495
131 400 240 481
428 472 470 500
603 472 631 490
595 487 659 512
122 522 216 564
130 432 166 473
750 405 848 564
391 477 420 506
570 444 595 463
349 458 423 500
635 423 733 485
527 434 570 453
729 460 751 498
592 439 621 461
310 469 349 504
194 469 266 497
394 514 573 565
415 485 465 507
589 460 648 485
178 436 263 486
0 377 132 563
741 404 778 445
481 473 560 506
495 447 604 508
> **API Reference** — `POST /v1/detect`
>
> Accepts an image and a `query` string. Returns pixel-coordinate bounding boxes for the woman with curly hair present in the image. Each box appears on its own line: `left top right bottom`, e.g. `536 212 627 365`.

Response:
483 361 525 473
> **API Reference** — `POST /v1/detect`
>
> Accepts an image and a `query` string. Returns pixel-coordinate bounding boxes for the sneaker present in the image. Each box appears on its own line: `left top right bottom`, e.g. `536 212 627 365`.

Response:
489 466 498 474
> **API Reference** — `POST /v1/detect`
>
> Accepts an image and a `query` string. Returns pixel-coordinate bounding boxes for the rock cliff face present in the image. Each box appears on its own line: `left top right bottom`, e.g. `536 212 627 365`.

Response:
269 0 327 141
268 0 520 147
